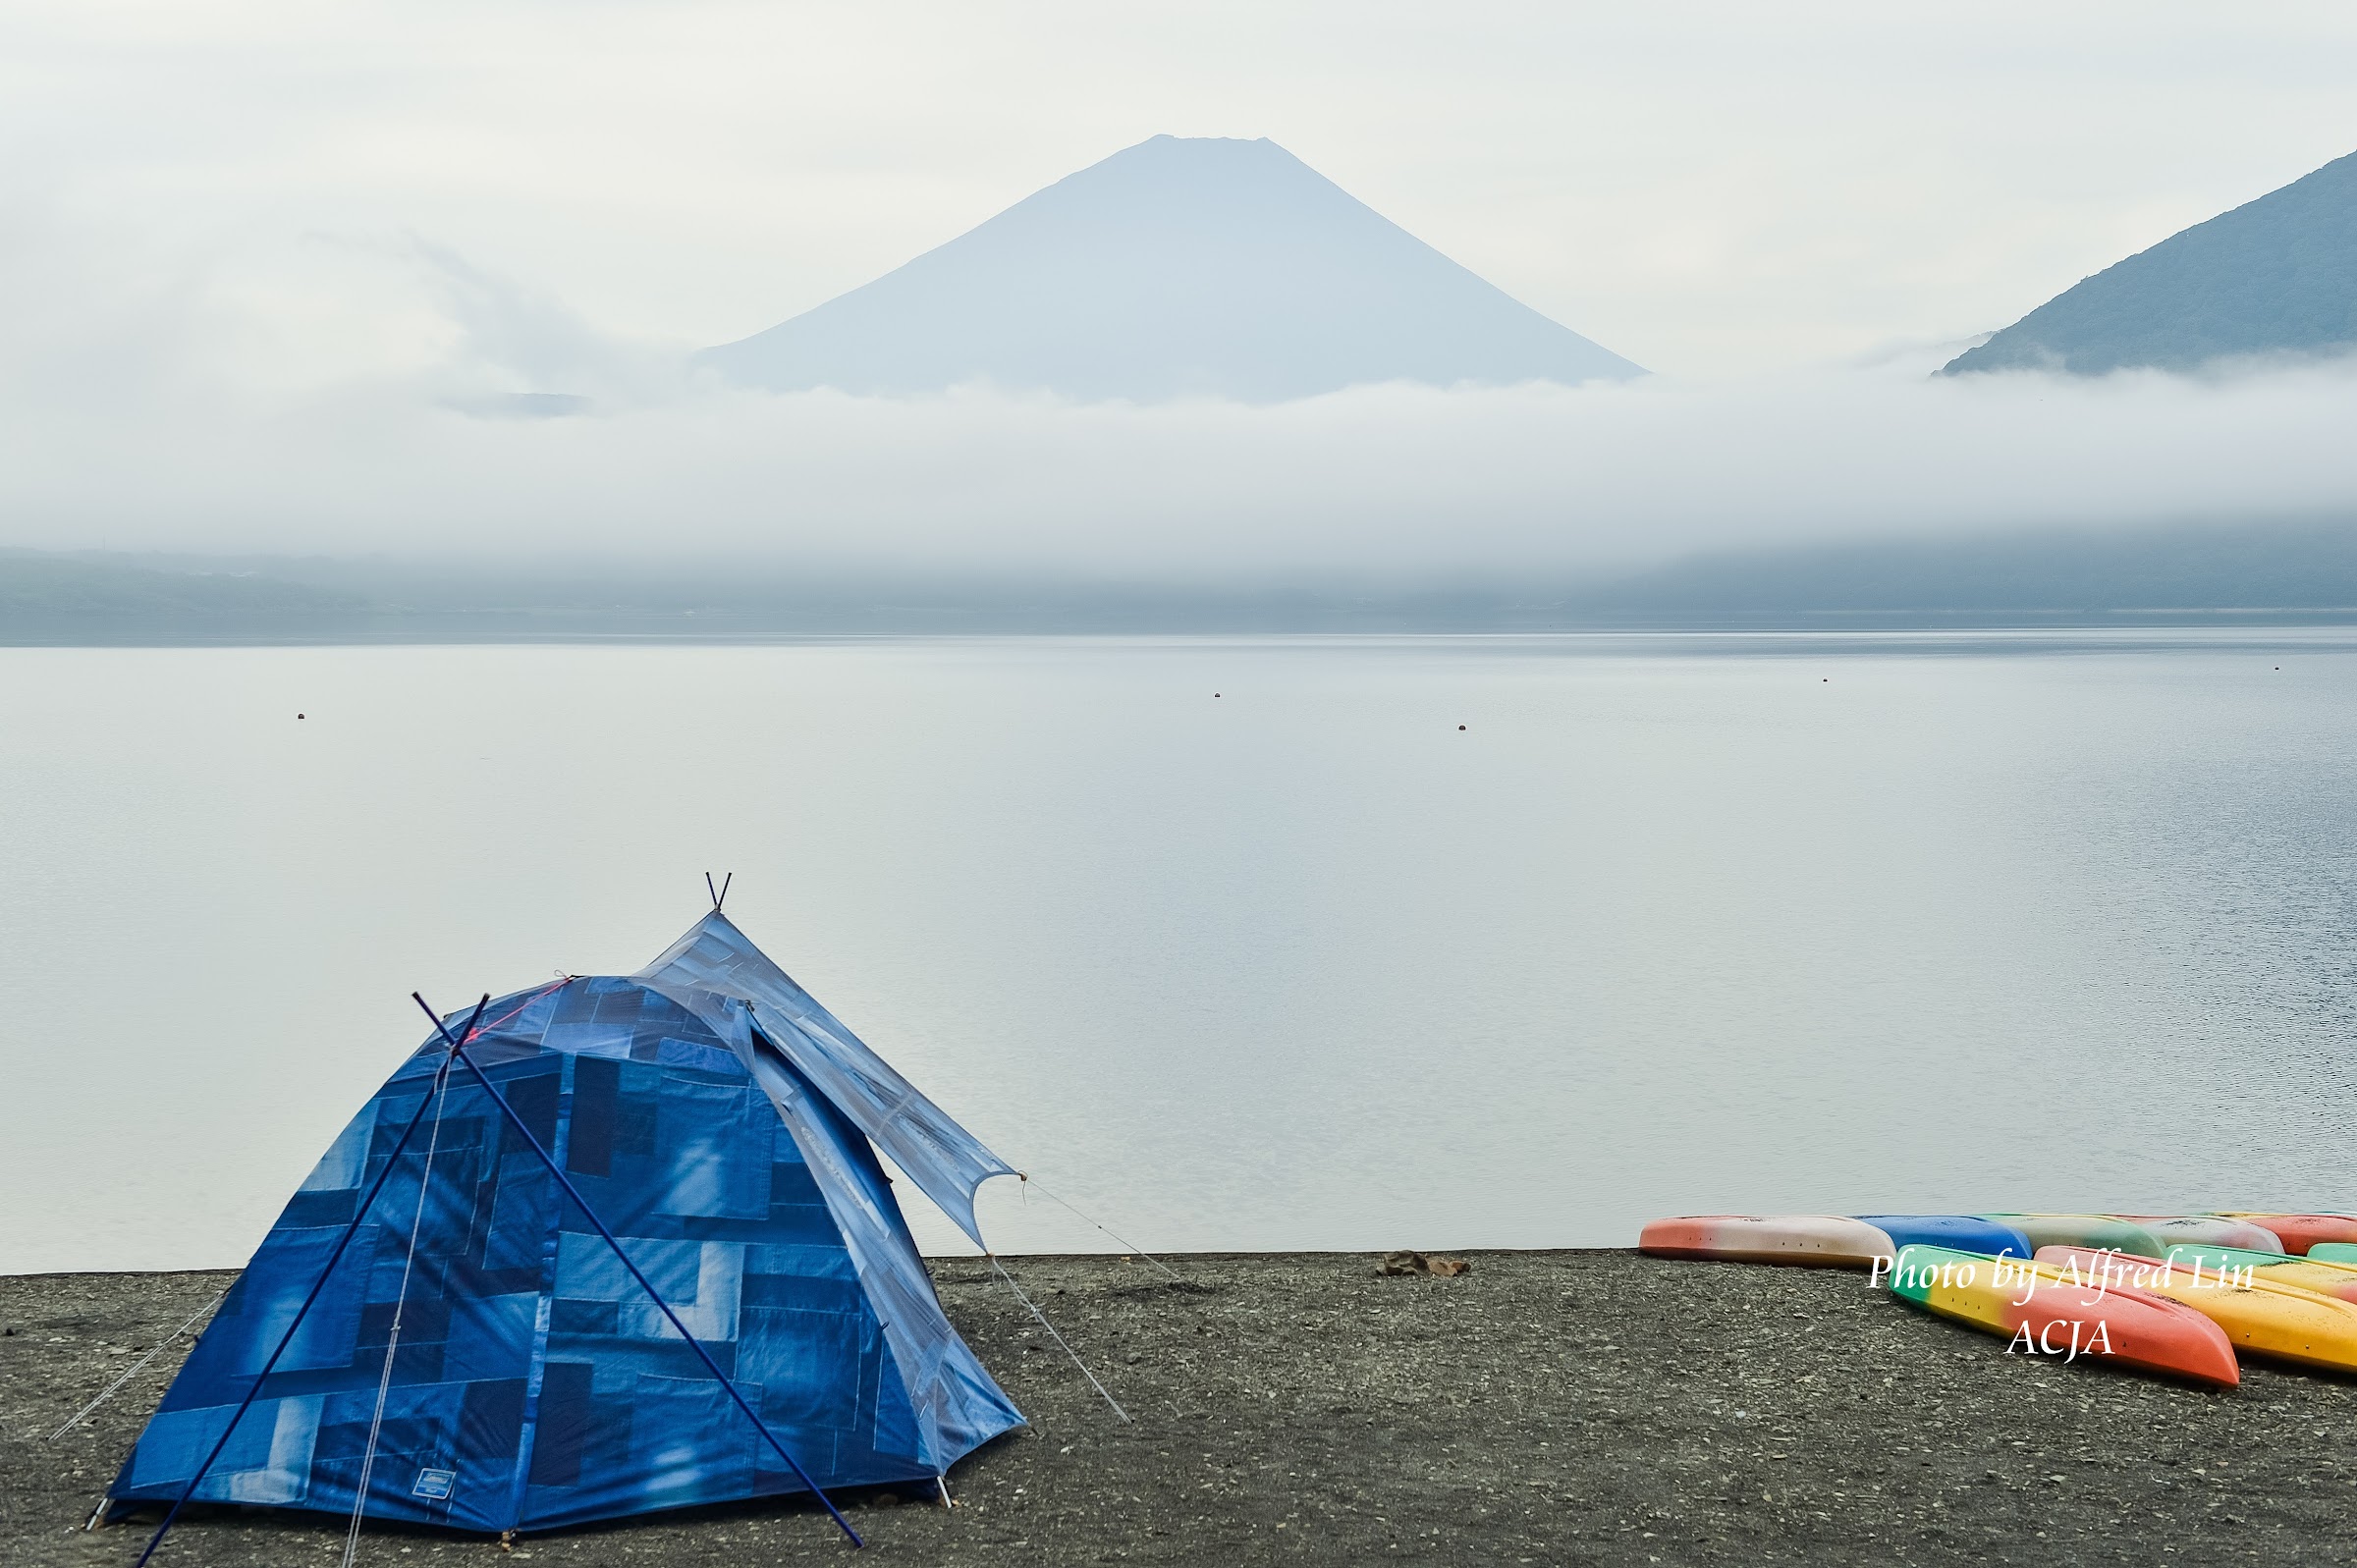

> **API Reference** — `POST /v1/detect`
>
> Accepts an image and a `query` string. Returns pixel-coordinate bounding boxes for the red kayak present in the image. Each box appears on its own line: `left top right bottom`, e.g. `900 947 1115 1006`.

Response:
2215 1214 2357 1257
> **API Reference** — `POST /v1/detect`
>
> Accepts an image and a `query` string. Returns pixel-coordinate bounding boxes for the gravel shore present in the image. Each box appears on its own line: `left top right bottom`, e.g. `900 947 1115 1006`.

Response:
7 1252 2352 1566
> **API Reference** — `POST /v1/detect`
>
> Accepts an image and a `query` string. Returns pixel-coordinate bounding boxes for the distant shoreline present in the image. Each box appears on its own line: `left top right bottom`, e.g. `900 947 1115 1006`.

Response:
15 517 2357 643
9 611 2357 649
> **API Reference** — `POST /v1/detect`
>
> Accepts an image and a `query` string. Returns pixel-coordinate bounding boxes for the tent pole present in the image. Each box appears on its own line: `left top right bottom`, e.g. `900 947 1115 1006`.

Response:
411 995 863 1548
131 995 490 1568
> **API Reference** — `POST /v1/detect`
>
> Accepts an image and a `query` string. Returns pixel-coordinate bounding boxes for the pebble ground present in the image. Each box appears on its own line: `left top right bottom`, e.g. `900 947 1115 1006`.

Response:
6 1252 2351 1566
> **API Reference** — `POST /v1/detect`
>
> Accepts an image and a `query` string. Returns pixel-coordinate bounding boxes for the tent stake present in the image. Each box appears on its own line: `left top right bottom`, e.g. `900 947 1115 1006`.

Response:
130 995 489 1568
411 994 863 1548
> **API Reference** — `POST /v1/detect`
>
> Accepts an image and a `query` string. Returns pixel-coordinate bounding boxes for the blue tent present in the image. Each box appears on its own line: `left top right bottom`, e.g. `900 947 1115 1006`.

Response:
110 911 1024 1536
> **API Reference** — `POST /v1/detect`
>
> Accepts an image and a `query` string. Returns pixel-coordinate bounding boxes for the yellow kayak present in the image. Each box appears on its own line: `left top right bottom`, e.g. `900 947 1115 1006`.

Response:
2163 1244 2357 1304
2036 1245 2357 1375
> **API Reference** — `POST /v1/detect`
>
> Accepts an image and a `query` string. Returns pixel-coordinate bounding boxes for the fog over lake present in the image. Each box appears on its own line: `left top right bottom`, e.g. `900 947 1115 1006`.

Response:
5 631 2354 1276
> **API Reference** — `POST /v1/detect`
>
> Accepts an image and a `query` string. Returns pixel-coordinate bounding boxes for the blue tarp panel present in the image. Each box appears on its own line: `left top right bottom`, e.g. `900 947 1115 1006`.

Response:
636 913 1016 1247
112 934 1024 1534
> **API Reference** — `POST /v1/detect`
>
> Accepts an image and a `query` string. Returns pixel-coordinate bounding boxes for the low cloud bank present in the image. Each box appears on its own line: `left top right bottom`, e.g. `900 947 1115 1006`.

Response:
6 236 2356 583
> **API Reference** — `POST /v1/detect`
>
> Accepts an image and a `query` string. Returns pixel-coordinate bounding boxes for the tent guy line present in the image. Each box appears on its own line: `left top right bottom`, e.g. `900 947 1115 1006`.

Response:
52 1293 229 1445
1015 1175 1182 1284
985 1254 1132 1424
342 1023 461 1568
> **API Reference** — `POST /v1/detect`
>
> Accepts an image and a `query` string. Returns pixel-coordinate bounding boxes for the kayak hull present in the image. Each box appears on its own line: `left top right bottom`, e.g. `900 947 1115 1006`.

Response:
2036 1245 2357 1375
2109 1217 2285 1254
2216 1215 2357 1257
1639 1215 1896 1268
1980 1215 2165 1258
2161 1245 2357 1304
1885 1244 2236 1388
1857 1215 2033 1258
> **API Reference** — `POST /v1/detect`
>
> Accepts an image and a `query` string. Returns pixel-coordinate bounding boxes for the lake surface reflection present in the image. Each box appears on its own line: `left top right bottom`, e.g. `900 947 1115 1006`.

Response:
5 631 2355 1273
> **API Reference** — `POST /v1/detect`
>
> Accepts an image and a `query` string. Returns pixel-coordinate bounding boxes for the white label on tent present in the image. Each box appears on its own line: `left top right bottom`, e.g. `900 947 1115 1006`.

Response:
412 1468 456 1500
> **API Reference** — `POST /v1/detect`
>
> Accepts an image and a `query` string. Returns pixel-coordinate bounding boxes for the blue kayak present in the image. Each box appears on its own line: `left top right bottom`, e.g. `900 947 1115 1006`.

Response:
1854 1215 2033 1258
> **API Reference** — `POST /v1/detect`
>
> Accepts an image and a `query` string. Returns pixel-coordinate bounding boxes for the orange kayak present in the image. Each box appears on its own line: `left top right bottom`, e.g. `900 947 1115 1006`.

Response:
1885 1244 2236 1388
2037 1245 2357 1374
1639 1215 1894 1268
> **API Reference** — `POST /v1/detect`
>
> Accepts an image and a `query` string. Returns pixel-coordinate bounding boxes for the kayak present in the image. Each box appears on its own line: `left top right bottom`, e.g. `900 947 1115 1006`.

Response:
2036 1245 2357 1375
2313 1243 2357 1266
1639 1215 1895 1267
1857 1215 2033 1258
1882 1243 2236 1387
2109 1217 2285 1254
2214 1214 2357 1256
1979 1215 2165 1258
2163 1245 2357 1304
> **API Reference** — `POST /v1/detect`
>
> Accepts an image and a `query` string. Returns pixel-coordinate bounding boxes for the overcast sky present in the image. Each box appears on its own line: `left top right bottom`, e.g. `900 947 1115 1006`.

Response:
6 3 2357 570
12 0 2356 373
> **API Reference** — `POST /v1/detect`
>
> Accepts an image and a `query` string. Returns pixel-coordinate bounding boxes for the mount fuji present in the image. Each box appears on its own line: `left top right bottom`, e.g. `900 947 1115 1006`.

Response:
702 135 1642 403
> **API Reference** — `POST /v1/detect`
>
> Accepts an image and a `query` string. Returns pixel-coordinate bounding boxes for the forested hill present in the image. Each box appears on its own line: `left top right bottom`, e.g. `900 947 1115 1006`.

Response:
1944 149 2357 376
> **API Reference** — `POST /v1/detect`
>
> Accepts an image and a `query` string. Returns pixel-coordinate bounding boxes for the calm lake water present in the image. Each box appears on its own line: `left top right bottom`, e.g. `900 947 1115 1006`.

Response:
5 632 2356 1275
